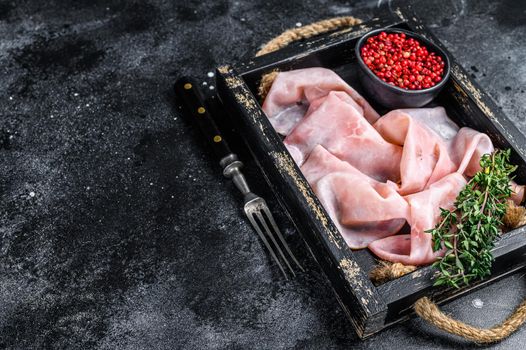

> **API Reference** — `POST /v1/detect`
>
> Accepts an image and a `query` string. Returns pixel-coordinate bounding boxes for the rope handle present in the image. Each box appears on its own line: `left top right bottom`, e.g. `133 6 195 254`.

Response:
255 16 362 57
415 297 526 344
256 17 526 344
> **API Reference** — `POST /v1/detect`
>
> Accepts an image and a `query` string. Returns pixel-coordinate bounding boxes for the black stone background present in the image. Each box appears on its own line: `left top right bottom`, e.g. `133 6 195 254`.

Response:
1 0 525 349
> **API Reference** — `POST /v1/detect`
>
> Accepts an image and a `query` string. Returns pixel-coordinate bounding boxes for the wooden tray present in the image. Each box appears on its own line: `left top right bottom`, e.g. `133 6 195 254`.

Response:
214 7 526 338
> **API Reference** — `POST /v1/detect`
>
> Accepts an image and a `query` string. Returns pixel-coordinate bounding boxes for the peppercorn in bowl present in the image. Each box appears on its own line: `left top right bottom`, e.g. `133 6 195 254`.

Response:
355 28 450 109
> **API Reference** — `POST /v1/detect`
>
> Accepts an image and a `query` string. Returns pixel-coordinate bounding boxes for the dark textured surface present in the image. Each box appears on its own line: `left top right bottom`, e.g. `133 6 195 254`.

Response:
1 0 525 349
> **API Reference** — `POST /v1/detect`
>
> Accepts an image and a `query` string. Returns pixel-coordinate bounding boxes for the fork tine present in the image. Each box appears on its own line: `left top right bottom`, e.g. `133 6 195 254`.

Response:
247 212 289 279
261 205 305 273
254 211 296 277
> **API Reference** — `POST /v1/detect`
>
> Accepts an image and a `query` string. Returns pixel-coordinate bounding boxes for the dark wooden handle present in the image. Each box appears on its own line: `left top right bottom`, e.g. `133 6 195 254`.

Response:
174 76 232 160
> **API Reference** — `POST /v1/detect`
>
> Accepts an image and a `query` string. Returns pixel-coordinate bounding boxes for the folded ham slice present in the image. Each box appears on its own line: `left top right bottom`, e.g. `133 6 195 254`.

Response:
388 108 494 177
285 91 403 182
451 127 494 176
374 108 458 194
369 173 466 265
389 107 460 140
302 145 409 248
262 67 380 135
374 107 495 194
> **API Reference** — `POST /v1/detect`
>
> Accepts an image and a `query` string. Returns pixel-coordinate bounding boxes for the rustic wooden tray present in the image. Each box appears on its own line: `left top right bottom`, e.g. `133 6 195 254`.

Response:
215 7 526 338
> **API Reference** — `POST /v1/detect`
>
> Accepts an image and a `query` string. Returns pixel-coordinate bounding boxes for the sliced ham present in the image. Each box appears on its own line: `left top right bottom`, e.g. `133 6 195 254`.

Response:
374 108 457 194
261 68 522 266
302 145 409 248
369 173 466 265
285 91 403 182
392 107 459 141
262 67 380 135
450 127 494 176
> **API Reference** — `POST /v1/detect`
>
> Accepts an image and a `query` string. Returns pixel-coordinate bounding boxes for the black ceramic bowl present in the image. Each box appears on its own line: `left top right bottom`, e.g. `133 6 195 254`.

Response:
355 28 450 109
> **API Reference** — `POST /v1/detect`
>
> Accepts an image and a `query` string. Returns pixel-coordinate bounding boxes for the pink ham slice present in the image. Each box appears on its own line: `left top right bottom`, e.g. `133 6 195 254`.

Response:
301 145 409 248
374 107 499 194
262 67 380 135
374 108 458 195
450 127 494 176
392 108 494 178
285 91 403 182
390 107 460 141
448 130 526 205
368 172 467 265
448 128 526 205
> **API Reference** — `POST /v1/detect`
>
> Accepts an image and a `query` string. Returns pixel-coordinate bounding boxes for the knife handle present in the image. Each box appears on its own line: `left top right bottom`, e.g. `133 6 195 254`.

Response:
174 76 232 161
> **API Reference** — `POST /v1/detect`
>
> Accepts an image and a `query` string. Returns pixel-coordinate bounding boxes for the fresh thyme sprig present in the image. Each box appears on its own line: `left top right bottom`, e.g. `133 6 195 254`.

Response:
427 149 517 288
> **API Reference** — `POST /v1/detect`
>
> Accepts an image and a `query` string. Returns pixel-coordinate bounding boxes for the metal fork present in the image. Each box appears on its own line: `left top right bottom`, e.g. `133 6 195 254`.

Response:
221 154 305 279
175 76 304 279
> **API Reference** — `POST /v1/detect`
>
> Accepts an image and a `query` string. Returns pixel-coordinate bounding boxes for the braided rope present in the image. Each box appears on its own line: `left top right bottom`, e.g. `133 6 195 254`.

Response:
258 70 279 101
256 16 526 343
415 297 526 344
255 16 362 57
503 200 526 228
369 261 416 285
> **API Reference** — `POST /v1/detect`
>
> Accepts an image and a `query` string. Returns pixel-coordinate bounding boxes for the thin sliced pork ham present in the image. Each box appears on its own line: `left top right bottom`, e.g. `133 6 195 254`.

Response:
374 108 458 194
512 182 525 204
262 67 380 135
374 107 495 194
451 127 494 176
285 91 402 182
302 145 408 248
262 68 524 266
369 173 466 265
